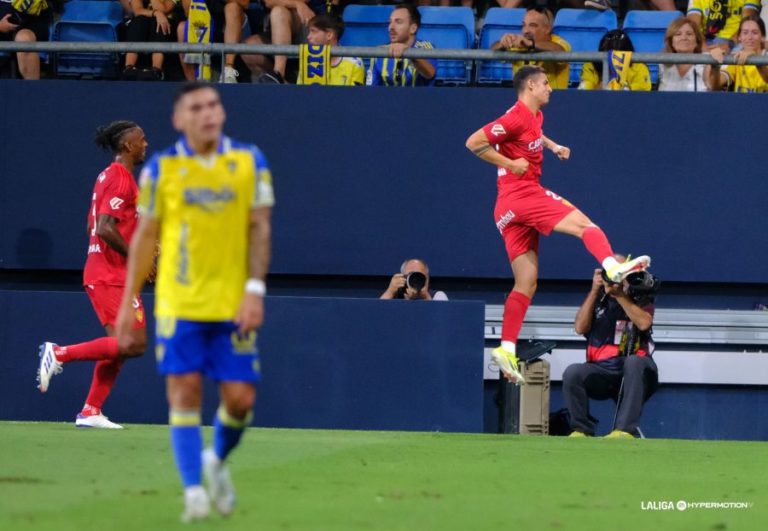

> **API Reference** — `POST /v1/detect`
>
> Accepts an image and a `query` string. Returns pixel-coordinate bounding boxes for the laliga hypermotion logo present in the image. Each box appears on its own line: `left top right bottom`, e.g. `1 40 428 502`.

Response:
491 124 506 137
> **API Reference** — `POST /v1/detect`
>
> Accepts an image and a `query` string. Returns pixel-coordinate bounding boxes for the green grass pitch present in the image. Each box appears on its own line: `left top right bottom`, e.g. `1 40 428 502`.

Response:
0 422 764 531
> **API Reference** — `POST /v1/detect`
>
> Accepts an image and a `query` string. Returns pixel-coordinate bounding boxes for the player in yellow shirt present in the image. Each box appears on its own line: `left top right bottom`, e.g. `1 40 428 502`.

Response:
708 15 768 92
579 30 651 91
687 0 759 50
491 7 571 90
116 82 274 522
297 14 365 86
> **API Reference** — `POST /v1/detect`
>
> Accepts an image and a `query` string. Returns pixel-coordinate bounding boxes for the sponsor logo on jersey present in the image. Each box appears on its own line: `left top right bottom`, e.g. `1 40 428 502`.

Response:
183 186 236 212
88 243 102 254
109 197 125 210
491 124 506 137
528 137 543 152
496 210 516 232
98 172 106 183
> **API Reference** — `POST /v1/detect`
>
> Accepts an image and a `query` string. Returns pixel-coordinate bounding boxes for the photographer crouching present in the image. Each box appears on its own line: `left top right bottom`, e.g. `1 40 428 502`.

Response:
564 259 660 438
380 259 448 301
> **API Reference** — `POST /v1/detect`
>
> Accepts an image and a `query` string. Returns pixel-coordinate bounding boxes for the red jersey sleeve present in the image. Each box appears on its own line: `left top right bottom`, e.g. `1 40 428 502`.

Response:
481 110 526 145
96 166 132 218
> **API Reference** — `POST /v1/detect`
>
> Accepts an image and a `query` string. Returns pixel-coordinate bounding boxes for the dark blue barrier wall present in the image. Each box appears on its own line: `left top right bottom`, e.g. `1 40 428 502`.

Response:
1 81 766 283
0 291 485 432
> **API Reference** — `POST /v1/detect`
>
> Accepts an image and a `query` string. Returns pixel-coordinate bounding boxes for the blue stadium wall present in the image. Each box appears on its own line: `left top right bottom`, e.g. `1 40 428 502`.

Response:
0 81 766 439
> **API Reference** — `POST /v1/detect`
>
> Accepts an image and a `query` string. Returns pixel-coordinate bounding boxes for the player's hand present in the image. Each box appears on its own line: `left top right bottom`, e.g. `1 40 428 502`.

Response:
508 158 529 176
591 269 604 291
709 47 726 63
155 11 171 35
235 293 264 334
386 274 406 296
296 2 314 26
0 14 19 33
389 42 408 58
116 301 137 353
552 145 570 160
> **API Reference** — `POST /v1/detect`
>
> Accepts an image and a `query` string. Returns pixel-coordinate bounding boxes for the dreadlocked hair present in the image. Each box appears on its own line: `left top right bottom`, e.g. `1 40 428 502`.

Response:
94 120 139 154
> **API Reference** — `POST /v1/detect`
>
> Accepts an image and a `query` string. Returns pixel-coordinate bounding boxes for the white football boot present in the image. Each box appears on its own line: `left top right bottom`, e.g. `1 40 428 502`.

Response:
202 448 236 516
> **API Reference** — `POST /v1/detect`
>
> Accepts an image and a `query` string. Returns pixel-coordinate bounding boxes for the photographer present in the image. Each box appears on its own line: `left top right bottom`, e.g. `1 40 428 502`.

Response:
563 262 660 438
380 259 447 301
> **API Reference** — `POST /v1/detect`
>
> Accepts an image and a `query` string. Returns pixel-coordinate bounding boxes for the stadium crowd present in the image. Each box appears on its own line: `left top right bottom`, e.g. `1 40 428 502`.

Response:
1 0 767 91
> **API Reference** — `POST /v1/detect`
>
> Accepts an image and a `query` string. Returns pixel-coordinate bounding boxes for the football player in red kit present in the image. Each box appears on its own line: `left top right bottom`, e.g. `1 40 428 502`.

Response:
465 66 650 385
37 121 151 429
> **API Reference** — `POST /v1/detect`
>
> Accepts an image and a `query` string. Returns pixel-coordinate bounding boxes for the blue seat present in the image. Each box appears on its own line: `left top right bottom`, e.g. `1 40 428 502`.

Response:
340 5 394 71
417 7 475 85
53 1 124 78
553 9 617 86
622 10 683 84
476 7 525 84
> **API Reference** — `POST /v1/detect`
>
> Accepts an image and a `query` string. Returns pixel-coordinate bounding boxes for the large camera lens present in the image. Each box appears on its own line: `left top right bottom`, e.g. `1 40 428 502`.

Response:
405 272 426 292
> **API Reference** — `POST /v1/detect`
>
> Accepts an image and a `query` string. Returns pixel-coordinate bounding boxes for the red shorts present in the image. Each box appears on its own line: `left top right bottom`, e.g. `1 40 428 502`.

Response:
494 181 576 262
85 284 146 329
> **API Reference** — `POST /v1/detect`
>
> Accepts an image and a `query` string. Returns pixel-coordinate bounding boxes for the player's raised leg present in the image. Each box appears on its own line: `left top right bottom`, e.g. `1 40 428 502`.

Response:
168 372 210 522
553 209 651 282
204 381 256 516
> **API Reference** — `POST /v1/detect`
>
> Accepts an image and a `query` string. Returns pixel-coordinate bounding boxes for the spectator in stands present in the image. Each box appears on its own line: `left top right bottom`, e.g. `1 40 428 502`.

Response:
0 0 52 79
490 8 571 90
659 17 708 92
123 0 183 80
177 0 248 83
380 259 448 301
251 0 338 83
367 4 437 86
688 0 759 52
295 14 364 85
707 14 768 92
581 0 676 11
563 263 660 438
579 29 651 91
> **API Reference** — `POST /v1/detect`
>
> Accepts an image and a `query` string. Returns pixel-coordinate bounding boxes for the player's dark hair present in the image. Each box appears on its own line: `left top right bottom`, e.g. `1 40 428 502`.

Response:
394 4 421 28
309 13 345 40
94 120 139 154
513 65 546 94
173 81 219 106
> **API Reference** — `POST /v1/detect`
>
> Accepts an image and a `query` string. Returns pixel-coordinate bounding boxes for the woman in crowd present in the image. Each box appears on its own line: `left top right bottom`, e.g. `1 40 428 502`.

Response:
659 17 708 92
708 14 768 93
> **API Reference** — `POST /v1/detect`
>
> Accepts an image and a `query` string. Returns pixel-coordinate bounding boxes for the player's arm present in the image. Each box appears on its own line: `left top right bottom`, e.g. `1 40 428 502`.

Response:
95 214 129 257
116 215 160 351
236 206 272 334
541 134 570 161
465 128 529 175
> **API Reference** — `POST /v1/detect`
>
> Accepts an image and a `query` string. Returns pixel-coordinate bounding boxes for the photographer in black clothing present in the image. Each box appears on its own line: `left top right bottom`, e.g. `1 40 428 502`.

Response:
564 262 660 438
380 258 448 301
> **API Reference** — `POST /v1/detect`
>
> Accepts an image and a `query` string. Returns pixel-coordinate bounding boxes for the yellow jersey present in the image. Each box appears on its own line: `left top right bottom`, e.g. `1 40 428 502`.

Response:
11 0 48 15
579 61 651 91
687 0 760 41
138 136 275 321
298 57 366 86
511 34 571 90
722 61 768 92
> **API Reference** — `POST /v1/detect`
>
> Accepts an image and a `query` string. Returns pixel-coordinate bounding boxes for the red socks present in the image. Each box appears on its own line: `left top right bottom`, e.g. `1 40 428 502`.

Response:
84 359 126 412
502 290 532 343
581 226 615 264
55 337 120 363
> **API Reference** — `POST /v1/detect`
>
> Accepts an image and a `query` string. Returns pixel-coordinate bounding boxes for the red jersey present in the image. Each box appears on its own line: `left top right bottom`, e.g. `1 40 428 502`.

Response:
481 101 544 187
83 162 139 286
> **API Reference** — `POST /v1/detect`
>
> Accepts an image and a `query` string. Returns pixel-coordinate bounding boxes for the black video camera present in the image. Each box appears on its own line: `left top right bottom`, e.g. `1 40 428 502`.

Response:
396 271 427 298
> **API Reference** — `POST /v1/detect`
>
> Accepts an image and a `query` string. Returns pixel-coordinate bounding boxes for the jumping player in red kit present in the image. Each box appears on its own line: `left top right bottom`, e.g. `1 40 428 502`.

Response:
465 65 650 385
37 121 152 429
